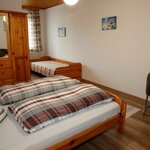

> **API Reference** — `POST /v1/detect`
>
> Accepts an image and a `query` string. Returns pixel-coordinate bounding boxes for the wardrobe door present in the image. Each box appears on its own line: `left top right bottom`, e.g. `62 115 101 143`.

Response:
10 13 30 82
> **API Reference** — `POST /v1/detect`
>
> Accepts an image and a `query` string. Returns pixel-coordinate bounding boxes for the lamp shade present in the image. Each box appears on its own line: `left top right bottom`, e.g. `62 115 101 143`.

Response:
63 0 79 6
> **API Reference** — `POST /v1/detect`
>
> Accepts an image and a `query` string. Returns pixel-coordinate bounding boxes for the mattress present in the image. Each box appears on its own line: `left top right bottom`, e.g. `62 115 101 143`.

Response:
31 61 69 77
0 101 120 150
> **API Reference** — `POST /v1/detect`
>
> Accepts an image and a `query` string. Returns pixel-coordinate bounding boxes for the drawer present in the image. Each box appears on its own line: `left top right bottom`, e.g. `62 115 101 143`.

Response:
0 60 12 68
0 68 13 79
0 79 14 86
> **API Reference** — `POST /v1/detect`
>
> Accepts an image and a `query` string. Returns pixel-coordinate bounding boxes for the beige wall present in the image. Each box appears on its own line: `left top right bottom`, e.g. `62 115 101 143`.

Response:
44 0 150 99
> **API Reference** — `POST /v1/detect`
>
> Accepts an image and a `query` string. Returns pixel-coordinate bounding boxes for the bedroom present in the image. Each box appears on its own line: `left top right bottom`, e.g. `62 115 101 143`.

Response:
0 0 150 150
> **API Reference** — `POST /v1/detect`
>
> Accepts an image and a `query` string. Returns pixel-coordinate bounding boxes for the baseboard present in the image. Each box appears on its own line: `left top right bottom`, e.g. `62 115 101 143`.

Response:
81 79 145 106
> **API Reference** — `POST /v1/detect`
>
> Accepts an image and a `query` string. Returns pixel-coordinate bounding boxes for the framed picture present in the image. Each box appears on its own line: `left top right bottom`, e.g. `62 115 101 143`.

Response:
102 16 117 30
58 27 66 37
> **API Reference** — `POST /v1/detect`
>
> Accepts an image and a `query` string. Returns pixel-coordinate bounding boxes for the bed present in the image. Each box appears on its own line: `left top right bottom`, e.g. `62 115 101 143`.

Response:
0 76 126 150
31 56 82 80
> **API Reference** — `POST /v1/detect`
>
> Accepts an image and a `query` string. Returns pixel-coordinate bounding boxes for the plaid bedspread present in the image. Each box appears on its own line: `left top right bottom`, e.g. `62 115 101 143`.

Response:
0 75 80 105
9 84 113 133
31 61 69 77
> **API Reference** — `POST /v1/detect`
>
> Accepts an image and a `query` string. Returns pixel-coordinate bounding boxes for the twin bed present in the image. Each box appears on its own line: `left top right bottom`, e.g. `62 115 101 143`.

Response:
31 56 82 80
0 59 126 150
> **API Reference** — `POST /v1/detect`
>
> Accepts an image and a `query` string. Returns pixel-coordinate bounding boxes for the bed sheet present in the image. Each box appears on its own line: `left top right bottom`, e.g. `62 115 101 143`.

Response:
0 101 120 150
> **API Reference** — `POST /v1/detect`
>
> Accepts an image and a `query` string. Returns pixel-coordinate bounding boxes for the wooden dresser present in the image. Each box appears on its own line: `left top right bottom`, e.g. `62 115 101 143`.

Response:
0 59 13 85
0 11 30 86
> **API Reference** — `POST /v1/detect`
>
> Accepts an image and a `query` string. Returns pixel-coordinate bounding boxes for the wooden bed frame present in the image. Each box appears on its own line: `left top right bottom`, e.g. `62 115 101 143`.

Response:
45 92 126 150
31 57 126 150
31 56 82 80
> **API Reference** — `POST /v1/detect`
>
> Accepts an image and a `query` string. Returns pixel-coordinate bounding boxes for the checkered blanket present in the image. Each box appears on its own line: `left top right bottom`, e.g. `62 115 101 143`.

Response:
0 75 80 105
31 61 69 77
9 84 113 133
0 105 7 123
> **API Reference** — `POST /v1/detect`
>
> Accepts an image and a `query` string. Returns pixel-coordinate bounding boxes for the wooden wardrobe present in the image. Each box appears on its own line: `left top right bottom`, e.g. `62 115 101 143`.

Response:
0 11 30 86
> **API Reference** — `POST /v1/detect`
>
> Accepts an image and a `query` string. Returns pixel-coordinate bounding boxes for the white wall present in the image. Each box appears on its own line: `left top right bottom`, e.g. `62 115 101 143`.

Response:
44 0 150 99
0 0 22 11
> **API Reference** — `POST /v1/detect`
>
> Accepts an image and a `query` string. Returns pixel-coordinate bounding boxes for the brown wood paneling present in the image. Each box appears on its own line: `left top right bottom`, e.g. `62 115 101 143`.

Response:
22 0 64 9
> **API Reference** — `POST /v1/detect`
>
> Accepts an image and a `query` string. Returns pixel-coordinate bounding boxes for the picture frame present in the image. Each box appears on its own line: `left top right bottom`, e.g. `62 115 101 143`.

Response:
58 27 66 37
102 16 117 30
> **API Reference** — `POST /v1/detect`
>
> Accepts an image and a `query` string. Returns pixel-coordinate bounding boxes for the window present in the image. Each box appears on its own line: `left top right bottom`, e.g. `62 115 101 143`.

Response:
28 10 42 52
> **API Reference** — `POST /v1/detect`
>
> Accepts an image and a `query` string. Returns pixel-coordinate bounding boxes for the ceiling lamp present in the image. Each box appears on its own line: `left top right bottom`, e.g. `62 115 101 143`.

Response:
63 0 79 6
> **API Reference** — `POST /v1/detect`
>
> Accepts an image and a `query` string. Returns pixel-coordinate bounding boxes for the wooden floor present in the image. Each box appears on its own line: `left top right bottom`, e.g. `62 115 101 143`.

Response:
74 85 150 150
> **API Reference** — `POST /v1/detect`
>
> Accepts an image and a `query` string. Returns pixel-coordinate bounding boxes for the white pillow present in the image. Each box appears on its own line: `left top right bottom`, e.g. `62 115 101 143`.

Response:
0 105 7 123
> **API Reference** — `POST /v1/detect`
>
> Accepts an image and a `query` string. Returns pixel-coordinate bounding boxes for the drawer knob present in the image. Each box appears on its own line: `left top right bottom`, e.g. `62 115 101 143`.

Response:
1 72 4 75
0 64 3 67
